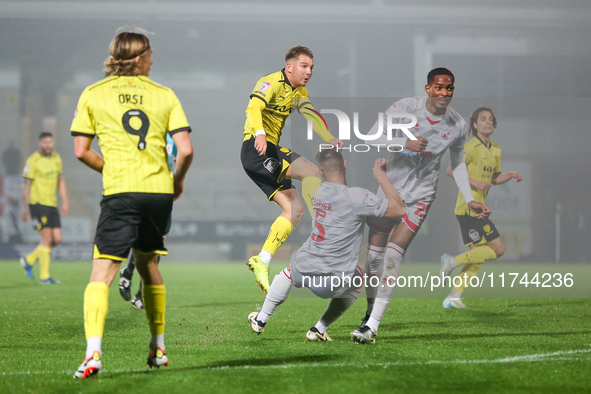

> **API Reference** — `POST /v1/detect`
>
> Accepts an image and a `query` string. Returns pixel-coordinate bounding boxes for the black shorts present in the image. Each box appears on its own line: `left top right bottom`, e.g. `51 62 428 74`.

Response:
456 214 500 247
29 204 60 231
241 137 301 200
93 193 173 261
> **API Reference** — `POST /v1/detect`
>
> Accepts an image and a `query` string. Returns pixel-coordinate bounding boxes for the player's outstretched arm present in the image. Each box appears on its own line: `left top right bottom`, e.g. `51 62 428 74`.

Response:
298 101 343 147
492 171 523 185
373 158 405 219
171 130 193 201
74 135 104 174
58 174 69 217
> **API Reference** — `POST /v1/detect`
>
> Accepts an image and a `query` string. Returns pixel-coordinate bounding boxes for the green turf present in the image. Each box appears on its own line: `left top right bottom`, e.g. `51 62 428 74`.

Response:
1 260 590 393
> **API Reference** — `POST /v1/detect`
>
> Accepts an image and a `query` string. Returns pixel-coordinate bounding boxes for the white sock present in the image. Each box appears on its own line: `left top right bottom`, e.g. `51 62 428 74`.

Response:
150 334 165 352
365 317 380 333
450 256 457 268
368 242 405 333
259 250 272 265
85 336 102 359
259 269 292 322
364 245 385 314
447 290 461 300
257 310 270 323
314 321 328 334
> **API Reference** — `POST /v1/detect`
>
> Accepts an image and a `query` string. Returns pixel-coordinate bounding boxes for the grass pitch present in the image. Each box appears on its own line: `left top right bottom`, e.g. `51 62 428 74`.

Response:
1 260 590 393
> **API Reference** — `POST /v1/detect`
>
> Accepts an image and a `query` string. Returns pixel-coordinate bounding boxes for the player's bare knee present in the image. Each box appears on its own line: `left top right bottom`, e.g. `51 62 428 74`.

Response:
290 205 304 226
494 242 505 258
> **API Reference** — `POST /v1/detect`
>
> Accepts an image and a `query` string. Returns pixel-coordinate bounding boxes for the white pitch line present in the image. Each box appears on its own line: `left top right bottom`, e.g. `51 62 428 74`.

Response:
2 349 590 377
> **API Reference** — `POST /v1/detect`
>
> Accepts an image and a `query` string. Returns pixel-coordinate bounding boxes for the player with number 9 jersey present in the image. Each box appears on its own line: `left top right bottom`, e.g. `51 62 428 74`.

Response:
71 74 190 196
70 29 193 379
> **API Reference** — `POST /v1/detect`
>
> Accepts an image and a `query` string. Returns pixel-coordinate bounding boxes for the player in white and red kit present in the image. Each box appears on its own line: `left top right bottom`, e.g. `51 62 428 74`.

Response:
352 68 491 344
247 149 405 341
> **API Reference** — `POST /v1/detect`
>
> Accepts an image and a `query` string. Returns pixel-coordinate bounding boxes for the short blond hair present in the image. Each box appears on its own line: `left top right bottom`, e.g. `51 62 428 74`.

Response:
103 31 151 77
285 45 314 62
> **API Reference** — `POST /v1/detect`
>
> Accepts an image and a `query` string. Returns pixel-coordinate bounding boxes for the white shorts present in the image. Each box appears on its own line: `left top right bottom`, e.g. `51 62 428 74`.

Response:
367 200 431 234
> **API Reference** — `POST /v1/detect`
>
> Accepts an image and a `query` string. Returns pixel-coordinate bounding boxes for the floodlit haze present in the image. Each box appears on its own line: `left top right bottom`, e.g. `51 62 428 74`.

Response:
1 0 589 262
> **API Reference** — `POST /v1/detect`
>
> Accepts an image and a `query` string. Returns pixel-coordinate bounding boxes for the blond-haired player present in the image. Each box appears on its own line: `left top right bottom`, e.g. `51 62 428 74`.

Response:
71 28 193 378
241 46 343 294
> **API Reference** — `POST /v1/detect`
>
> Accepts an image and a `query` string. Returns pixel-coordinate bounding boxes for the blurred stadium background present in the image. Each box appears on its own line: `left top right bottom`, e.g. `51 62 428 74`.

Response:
0 0 590 263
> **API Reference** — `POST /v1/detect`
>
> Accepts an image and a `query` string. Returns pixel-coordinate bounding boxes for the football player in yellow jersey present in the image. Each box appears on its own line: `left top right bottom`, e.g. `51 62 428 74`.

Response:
440 107 522 308
241 45 343 294
20 132 69 284
70 28 193 378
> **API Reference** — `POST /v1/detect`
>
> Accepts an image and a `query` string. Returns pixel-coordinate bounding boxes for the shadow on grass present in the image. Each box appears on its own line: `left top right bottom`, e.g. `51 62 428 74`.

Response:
105 354 340 378
174 301 257 309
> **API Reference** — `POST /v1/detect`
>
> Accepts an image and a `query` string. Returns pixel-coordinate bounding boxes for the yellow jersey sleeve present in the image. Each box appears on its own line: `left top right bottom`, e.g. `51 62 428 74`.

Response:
243 70 319 145
167 90 191 134
244 73 282 141
71 86 96 137
463 142 477 166
296 97 335 143
245 95 267 133
250 74 281 107
494 144 502 174
56 153 63 176
22 154 36 180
